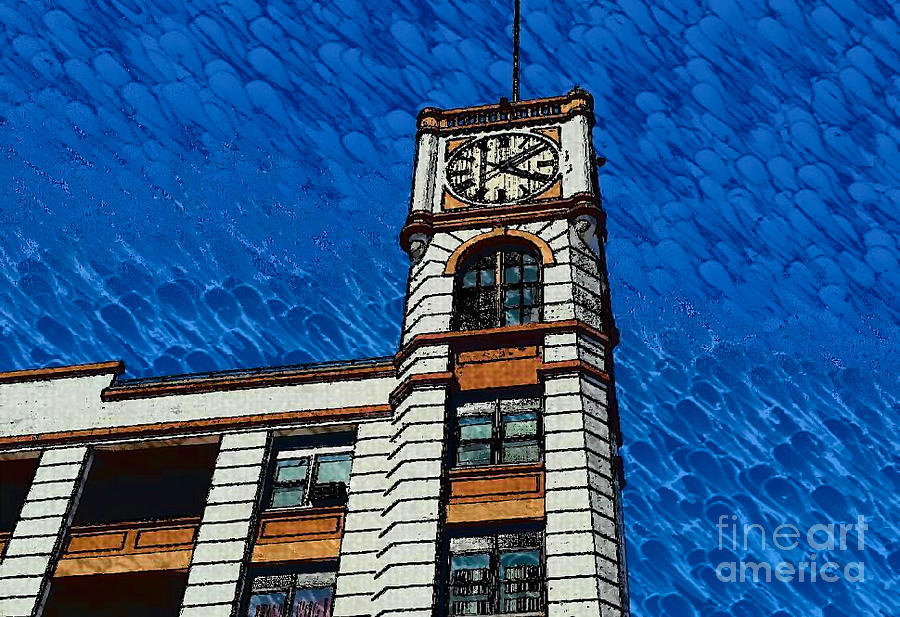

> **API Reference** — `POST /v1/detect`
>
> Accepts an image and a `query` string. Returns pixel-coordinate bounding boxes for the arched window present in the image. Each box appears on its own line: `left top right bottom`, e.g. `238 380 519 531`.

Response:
454 245 541 330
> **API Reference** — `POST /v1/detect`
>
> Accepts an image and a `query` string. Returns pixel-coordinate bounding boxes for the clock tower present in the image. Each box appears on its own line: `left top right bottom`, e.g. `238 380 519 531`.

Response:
332 87 630 617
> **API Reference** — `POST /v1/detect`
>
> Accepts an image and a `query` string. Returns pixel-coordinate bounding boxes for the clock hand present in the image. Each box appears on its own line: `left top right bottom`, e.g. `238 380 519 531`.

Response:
478 139 488 197
497 163 553 183
483 143 550 182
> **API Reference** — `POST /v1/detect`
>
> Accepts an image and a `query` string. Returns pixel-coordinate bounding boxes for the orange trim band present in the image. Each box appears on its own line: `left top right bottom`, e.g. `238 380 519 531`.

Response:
0 404 392 449
0 361 124 385
396 319 614 368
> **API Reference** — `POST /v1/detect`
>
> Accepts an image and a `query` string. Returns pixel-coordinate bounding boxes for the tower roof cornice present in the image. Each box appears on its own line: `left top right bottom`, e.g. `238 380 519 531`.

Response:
417 87 594 135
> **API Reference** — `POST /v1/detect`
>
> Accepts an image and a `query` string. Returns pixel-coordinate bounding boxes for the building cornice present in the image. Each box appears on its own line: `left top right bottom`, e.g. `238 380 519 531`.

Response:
395 319 617 369
400 193 604 257
416 87 594 136
101 358 396 402
0 360 124 384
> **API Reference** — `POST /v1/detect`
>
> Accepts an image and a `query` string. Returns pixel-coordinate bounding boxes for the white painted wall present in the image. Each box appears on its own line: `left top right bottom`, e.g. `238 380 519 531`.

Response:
0 373 396 440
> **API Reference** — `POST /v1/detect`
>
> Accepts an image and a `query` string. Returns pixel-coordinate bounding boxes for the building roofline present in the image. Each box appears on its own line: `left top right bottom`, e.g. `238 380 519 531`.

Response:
101 356 396 402
0 361 125 385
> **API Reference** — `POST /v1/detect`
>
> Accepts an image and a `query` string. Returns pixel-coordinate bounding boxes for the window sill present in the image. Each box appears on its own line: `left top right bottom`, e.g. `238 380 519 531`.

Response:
261 504 346 518
451 613 544 617
448 461 544 478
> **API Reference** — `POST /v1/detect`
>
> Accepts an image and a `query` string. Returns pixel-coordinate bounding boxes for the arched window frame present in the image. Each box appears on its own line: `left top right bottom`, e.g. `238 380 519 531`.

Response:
452 242 543 331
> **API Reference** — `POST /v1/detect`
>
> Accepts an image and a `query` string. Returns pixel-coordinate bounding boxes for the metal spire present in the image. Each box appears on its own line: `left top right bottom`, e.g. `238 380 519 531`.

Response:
512 0 521 102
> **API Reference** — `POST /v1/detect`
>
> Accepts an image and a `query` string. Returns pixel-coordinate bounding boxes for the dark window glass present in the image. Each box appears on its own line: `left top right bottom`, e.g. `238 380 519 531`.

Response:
499 551 542 613
269 450 352 509
454 398 541 467
449 553 492 615
454 246 541 331
447 534 543 616
245 572 335 617
247 591 288 617
500 412 539 464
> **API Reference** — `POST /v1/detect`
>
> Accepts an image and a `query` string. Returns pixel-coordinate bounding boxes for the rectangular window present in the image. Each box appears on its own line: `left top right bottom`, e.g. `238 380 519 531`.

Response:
245 572 335 617
269 447 352 509
448 533 543 616
454 398 541 468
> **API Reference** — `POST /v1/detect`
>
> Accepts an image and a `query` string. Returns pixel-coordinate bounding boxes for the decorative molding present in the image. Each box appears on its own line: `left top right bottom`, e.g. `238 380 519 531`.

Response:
416 87 594 135
400 193 604 257
406 232 431 263
443 228 556 275
0 360 124 385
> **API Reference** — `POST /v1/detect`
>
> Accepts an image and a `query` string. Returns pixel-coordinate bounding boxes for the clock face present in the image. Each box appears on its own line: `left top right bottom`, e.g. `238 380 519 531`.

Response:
445 132 560 205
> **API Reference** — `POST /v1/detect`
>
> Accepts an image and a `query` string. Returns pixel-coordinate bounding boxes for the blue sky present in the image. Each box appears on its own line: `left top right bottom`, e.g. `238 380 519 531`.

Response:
0 0 897 615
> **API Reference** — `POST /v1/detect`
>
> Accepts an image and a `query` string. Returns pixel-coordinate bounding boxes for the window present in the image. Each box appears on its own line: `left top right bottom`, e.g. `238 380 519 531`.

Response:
269 447 352 509
448 533 543 616
455 246 541 331
455 398 541 467
244 571 335 617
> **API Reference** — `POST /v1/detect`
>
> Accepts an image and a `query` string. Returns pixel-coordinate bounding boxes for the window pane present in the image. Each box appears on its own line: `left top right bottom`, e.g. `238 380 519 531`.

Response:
459 416 492 441
462 270 477 288
523 264 539 282
504 309 521 326
292 586 334 617
503 413 537 438
521 287 534 307
505 250 523 266
523 252 537 265
500 550 542 614
474 254 495 270
457 442 491 466
502 441 540 464
315 454 351 485
478 268 495 286
504 290 520 307
246 591 288 617
450 553 492 616
271 486 305 508
525 306 540 324
276 459 309 483
504 266 521 284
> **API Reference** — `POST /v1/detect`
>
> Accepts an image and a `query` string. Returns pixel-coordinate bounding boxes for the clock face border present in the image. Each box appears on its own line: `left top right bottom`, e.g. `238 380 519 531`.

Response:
443 129 561 208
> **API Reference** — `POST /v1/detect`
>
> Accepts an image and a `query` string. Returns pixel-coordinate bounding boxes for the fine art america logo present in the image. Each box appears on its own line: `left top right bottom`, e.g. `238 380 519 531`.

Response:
715 515 867 583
